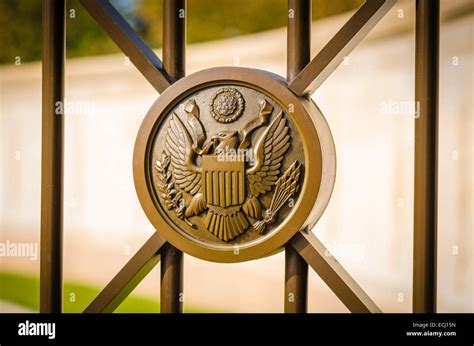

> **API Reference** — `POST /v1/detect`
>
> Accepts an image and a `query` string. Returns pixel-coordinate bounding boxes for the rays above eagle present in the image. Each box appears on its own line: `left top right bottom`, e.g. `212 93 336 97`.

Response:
161 100 292 242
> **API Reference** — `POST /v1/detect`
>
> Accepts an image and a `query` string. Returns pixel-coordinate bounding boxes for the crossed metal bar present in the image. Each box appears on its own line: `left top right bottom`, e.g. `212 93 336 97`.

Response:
78 0 173 93
64 0 399 313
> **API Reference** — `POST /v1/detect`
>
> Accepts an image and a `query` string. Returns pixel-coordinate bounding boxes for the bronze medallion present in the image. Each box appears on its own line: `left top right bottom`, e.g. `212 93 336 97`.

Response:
134 67 336 262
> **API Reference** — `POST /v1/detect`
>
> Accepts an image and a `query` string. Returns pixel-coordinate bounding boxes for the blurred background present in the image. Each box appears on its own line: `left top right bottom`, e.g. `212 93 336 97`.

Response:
0 0 472 312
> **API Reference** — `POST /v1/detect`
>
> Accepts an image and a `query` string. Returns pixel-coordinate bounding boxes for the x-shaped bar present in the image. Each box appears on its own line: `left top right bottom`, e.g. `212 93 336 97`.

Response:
84 233 166 312
79 0 176 312
290 230 381 313
288 0 396 96
285 0 394 313
80 0 394 313
80 0 173 93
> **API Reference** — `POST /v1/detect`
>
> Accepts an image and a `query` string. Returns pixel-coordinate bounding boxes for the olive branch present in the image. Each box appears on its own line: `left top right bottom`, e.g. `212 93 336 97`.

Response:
155 151 185 219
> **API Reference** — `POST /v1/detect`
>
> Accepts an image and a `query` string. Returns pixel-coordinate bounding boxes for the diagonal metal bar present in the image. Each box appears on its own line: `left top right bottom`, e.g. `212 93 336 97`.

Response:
84 233 167 313
288 0 396 96
290 230 381 313
80 0 173 93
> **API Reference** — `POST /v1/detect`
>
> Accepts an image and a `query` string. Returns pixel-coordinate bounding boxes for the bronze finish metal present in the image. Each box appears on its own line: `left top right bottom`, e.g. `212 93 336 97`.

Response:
154 91 300 243
209 88 246 123
74 0 399 313
160 243 183 313
84 233 166 313
288 0 396 96
134 67 336 263
290 230 381 312
80 0 173 93
413 0 439 313
285 0 310 314
160 0 186 314
285 244 308 313
287 0 311 82
40 0 65 313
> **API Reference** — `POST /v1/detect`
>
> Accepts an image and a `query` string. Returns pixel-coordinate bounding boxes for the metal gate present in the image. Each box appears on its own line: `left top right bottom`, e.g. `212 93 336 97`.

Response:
40 0 439 313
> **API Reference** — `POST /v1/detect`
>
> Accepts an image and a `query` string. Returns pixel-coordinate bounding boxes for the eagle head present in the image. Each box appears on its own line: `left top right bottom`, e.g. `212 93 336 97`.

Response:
212 130 240 154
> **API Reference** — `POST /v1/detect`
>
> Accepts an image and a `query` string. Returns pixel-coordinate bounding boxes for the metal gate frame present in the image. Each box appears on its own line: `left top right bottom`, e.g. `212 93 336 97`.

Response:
40 0 438 313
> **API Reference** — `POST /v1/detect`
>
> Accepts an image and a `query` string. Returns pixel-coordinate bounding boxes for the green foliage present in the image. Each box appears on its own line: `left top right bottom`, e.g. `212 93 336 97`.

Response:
0 271 204 313
65 0 121 59
0 0 43 64
0 0 362 64
139 0 363 48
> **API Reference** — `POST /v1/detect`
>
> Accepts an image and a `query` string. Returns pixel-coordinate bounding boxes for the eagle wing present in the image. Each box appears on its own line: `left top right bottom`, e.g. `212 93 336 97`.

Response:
165 114 202 195
246 112 291 197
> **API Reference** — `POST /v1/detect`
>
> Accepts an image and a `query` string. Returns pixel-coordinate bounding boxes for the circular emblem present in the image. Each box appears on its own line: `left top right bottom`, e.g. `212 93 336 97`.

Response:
209 87 245 123
134 67 336 262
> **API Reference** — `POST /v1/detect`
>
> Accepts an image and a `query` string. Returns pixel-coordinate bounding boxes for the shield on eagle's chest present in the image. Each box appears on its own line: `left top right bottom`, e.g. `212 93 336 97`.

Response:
201 155 245 207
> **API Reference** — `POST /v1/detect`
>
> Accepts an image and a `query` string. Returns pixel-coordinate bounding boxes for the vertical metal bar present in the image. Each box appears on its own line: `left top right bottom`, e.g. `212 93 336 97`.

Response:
285 0 311 313
160 0 185 313
413 0 439 313
40 0 65 313
285 244 309 312
287 0 311 83
162 0 185 81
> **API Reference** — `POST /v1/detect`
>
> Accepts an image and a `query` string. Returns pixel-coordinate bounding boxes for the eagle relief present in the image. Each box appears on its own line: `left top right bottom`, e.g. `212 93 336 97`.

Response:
151 86 305 244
